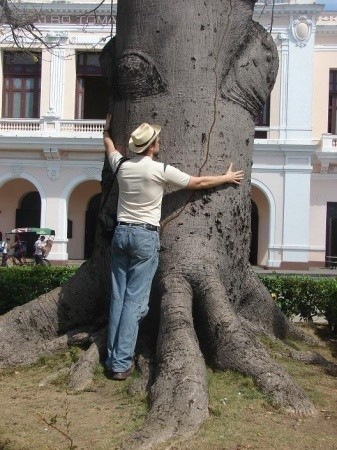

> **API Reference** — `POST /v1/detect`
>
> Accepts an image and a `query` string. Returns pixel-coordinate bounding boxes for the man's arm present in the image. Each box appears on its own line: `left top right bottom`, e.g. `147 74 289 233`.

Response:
103 113 118 156
186 163 244 190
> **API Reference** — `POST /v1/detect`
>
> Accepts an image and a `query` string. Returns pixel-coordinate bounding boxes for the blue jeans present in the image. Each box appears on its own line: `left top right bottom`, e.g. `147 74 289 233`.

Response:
106 224 160 372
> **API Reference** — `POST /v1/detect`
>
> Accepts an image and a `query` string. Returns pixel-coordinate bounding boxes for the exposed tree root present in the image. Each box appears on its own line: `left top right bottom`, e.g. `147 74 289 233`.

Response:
238 266 321 345
38 367 70 388
196 275 317 416
128 335 156 396
69 326 108 391
0 321 93 368
240 317 337 377
123 274 209 449
288 350 337 377
128 353 154 396
0 261 106 367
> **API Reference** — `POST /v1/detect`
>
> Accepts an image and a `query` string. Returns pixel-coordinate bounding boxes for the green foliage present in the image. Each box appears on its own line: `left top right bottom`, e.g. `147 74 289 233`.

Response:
259 275 337 331
1 267 336 333
0 266 77 315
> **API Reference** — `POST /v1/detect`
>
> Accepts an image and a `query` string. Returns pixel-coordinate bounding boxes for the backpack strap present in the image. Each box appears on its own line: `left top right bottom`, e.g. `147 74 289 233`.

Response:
114 156 129 176
101 156 129 210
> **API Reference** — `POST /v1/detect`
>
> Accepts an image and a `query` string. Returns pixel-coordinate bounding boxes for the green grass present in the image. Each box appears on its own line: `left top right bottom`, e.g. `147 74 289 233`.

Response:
1 326 336 450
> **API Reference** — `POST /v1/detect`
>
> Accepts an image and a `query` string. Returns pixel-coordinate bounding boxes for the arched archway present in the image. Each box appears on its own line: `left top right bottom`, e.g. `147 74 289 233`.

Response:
67 180 101 259
16 191 41 228
0 179 40 242
251 185 270 266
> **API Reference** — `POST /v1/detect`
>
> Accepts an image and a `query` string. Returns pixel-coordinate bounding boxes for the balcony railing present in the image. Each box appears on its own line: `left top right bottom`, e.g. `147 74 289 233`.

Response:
256 0 290 4
0 118 105 137
60 121 104 133
320 133 337 152
0 119 41 132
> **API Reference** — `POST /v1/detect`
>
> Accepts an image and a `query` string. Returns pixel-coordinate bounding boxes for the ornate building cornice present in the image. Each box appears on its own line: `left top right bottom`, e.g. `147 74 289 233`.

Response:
12 1 117 16
254 3 324 18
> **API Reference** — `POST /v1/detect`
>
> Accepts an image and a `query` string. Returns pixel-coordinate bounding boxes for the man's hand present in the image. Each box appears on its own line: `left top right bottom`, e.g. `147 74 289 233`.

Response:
103 113 118 155
104 113 112 132
224 163 244 185
187 162 244 190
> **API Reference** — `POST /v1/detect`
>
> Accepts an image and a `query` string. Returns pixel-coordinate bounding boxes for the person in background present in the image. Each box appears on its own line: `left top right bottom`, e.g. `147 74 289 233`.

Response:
1 237 11 267
12 234 24 265
34 235 46 265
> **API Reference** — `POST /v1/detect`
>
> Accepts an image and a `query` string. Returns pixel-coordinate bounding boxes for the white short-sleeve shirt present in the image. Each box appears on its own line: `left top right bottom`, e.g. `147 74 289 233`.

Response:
108 152 190 226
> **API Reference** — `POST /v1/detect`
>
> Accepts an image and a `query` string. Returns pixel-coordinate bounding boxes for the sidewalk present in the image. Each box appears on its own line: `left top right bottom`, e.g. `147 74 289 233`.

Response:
66 260 85 267
253 266 337 277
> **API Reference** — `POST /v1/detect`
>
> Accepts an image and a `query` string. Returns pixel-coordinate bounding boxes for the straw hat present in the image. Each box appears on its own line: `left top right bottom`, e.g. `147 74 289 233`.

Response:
129 123 161 153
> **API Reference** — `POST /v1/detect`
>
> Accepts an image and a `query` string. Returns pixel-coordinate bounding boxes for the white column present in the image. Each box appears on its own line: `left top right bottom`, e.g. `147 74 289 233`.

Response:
282 155 312 264
285 14 316 141
43 196 68 261
279 34 289 142
48 48 66 117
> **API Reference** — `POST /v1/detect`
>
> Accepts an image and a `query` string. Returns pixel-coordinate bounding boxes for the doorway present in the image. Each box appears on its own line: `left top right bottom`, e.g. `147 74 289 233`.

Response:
16 191 41 228
249 200 259 265
15 191 41 256
84 193 101 259
326 202 337 260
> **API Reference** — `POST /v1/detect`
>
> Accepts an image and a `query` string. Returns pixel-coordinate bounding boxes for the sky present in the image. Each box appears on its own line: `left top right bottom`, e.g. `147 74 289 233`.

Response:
317 0 337 11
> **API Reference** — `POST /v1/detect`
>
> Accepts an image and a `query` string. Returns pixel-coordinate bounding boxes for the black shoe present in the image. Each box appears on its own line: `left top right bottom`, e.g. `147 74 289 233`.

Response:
105 365 133 381
111 368 133 381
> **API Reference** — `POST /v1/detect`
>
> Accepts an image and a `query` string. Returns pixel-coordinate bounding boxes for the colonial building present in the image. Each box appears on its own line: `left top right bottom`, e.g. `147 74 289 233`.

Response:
252 0 337 268
0 0 336 268
0 0 115 260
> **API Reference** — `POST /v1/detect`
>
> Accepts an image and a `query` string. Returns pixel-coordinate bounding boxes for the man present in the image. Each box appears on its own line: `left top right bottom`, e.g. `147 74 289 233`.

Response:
103 114 244 380
12 234 24 265
34 235 46 265
1 237 11 267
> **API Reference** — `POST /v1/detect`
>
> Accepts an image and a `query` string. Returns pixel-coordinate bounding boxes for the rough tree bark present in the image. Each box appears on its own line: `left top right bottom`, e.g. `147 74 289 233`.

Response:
0 1 321 448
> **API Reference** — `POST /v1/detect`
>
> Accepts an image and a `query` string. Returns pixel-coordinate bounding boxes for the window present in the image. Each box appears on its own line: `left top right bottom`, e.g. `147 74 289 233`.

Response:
328 70 337 134
254 97 270 139
2 52 41 118
75 52 108 119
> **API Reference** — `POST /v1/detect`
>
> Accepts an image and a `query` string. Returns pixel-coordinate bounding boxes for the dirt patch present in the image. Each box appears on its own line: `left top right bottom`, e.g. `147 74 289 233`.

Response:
0 353 148 450
0 325 336 450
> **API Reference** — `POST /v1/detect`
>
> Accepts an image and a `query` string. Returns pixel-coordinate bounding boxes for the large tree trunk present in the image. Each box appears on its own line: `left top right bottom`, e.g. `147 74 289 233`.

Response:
0 1 318 448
